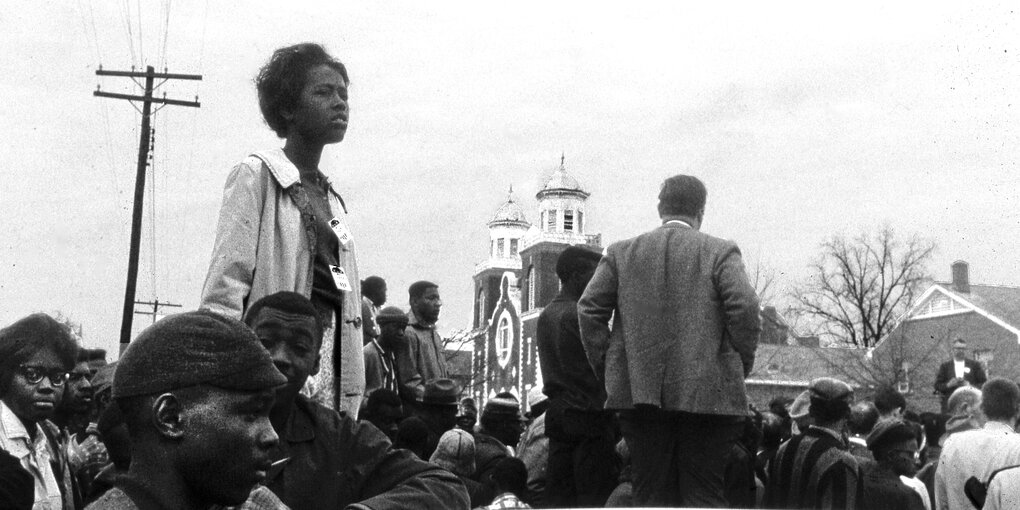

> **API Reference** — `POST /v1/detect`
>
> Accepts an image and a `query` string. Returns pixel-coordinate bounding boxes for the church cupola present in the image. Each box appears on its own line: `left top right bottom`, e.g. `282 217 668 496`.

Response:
535 154 590 236
486 186 530 264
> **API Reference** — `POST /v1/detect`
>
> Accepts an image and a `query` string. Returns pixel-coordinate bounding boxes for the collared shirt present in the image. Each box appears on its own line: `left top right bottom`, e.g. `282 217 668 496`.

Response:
395 312 449 404
664 219 692 228
484 492 532 509
0 400 64 509
364 339 398 397
953 360 965 379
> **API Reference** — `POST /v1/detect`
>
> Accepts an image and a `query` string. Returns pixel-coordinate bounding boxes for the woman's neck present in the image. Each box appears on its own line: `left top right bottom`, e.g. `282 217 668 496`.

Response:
283 137 324 178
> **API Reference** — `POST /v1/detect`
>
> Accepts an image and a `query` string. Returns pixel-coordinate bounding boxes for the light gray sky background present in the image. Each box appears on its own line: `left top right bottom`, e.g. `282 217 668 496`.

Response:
2 2 1018 359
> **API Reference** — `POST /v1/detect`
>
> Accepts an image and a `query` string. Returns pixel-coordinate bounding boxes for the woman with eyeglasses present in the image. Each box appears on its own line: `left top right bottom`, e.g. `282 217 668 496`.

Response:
0 313 80 509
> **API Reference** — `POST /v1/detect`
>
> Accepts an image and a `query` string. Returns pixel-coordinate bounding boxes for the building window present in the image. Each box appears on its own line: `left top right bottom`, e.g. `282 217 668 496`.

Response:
490 240 495 257
510 238 519 256
577 210 583 233
547 210 557 231
898 361 912 394
564 210 574 231
477 289 486 326
527 266 535 310
497 238 505 258
766 363 780 374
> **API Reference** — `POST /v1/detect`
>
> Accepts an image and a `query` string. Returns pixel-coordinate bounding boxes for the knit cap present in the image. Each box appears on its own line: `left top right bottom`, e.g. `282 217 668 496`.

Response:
375 306 409 326
429 429 476 476
113 310 286 398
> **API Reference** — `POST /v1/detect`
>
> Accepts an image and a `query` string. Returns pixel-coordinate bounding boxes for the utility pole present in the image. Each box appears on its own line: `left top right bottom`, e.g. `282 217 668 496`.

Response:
134 299 183 324
95 66 201 348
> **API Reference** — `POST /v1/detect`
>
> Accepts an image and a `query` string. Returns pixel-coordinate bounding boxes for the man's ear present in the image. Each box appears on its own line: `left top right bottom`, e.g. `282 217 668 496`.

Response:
311 352 321 377
152 393 186 439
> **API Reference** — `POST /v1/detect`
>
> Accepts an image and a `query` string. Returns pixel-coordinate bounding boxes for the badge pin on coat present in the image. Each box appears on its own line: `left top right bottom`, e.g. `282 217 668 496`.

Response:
329 218 352 245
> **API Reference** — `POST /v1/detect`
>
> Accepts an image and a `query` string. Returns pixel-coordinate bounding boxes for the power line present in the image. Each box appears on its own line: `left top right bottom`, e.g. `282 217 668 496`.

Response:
94 66 201 347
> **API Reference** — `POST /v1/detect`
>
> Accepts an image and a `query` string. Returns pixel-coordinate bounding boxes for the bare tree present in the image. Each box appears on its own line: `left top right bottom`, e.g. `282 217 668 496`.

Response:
792 227 935 349
749 256 778 306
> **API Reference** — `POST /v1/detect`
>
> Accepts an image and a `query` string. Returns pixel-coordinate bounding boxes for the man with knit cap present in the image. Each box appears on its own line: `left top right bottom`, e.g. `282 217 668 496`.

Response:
579 174 760 507
429 429 490 507
363 306 407 401
86 310 289 509
763 377 865 509
243 291 469 510
861 419 926 510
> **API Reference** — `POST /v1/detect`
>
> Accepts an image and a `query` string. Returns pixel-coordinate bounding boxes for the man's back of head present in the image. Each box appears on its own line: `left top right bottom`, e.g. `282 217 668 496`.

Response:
948 386 982 416
981 378 1020 424
873 386 907 418
848 401 879 437
657 174 707 222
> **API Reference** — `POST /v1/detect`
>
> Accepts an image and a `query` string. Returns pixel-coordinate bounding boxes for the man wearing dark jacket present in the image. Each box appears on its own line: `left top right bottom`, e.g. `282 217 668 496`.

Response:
934 338 987 412
537 245 618 507
245 291 469 510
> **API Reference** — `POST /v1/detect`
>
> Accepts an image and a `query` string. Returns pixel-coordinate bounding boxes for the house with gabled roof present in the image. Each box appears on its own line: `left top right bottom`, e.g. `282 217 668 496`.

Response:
871 260 1020 412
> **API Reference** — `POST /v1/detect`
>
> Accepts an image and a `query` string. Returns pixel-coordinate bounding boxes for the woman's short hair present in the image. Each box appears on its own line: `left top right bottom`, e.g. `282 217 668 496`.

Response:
0 314 79 396
256 42 349 138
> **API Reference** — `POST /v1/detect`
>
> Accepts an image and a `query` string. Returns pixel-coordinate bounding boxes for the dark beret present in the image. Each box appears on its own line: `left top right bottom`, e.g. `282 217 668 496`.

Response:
423 378 461 406
867 418 917 452
113 310 286 398
809 377 853 402
376 306 409 326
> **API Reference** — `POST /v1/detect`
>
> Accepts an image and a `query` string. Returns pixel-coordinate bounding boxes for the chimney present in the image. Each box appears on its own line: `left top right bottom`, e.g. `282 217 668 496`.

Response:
951 260 970 294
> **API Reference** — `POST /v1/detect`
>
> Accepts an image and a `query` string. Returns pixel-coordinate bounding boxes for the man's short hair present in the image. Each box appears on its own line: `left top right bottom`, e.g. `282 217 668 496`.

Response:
873 386 907 415
947 386 982 415
490 457 528 496
0 314 79 396
981 378 1020 421
243 291 324 340
408 281 438 301
555 246 602 283
361 276 386 299
848 401 879 436
657 175 707 218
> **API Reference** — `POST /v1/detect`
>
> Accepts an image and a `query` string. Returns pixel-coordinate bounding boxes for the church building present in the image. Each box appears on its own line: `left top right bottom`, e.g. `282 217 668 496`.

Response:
467 157 602 409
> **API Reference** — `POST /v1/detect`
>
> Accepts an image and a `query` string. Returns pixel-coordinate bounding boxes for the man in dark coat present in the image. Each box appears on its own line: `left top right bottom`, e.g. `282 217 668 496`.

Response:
763 377 865 509
537 245 618 507
244 291 469 510
861 419 926 510
579 174 761 507
934 337 987 412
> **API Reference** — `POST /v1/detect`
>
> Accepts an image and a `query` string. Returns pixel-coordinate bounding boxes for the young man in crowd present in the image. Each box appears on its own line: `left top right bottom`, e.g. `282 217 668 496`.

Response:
0 313 80 509
414 378 461 458
244 291 469 509
361 276 387 346
763 377 864 509
537 245 617 507
363 306 407 401
861 419 926 510
482 458 532 510
474 395 525 484
54 351 109 500
395 281 449 411
360 389 404 442
86 310 288 509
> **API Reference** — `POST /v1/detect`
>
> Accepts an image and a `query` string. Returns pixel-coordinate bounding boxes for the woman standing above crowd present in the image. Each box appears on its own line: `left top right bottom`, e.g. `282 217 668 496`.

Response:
201 42 364 416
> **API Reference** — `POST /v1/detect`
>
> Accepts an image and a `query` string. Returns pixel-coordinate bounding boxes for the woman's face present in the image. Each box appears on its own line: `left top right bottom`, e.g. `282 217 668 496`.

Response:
286 64 349 145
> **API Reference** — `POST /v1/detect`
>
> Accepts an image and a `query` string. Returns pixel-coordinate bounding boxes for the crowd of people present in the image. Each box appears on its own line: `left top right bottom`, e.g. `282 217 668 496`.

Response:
4 40 1016 510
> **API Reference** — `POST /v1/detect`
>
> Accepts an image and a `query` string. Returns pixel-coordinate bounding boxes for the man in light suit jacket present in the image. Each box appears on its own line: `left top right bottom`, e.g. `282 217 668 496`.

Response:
934 338 987 413
578 174 761 508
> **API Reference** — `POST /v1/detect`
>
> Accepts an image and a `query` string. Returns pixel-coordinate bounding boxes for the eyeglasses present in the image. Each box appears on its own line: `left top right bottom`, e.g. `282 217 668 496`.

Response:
18 365 70 386
68 372 90 383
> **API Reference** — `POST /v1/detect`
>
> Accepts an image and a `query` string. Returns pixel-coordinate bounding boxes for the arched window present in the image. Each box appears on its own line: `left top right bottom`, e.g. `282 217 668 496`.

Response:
564 210 574 231
496 313 513 369
547 210 557 231
577 210 584 233
477 288 486 326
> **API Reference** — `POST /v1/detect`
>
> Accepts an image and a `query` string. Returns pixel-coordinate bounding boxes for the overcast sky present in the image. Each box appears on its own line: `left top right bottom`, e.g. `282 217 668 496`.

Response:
2 2 1018 358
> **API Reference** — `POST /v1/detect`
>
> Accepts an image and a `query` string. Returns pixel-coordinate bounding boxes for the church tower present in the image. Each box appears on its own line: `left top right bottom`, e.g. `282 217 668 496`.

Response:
468 156 602 406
